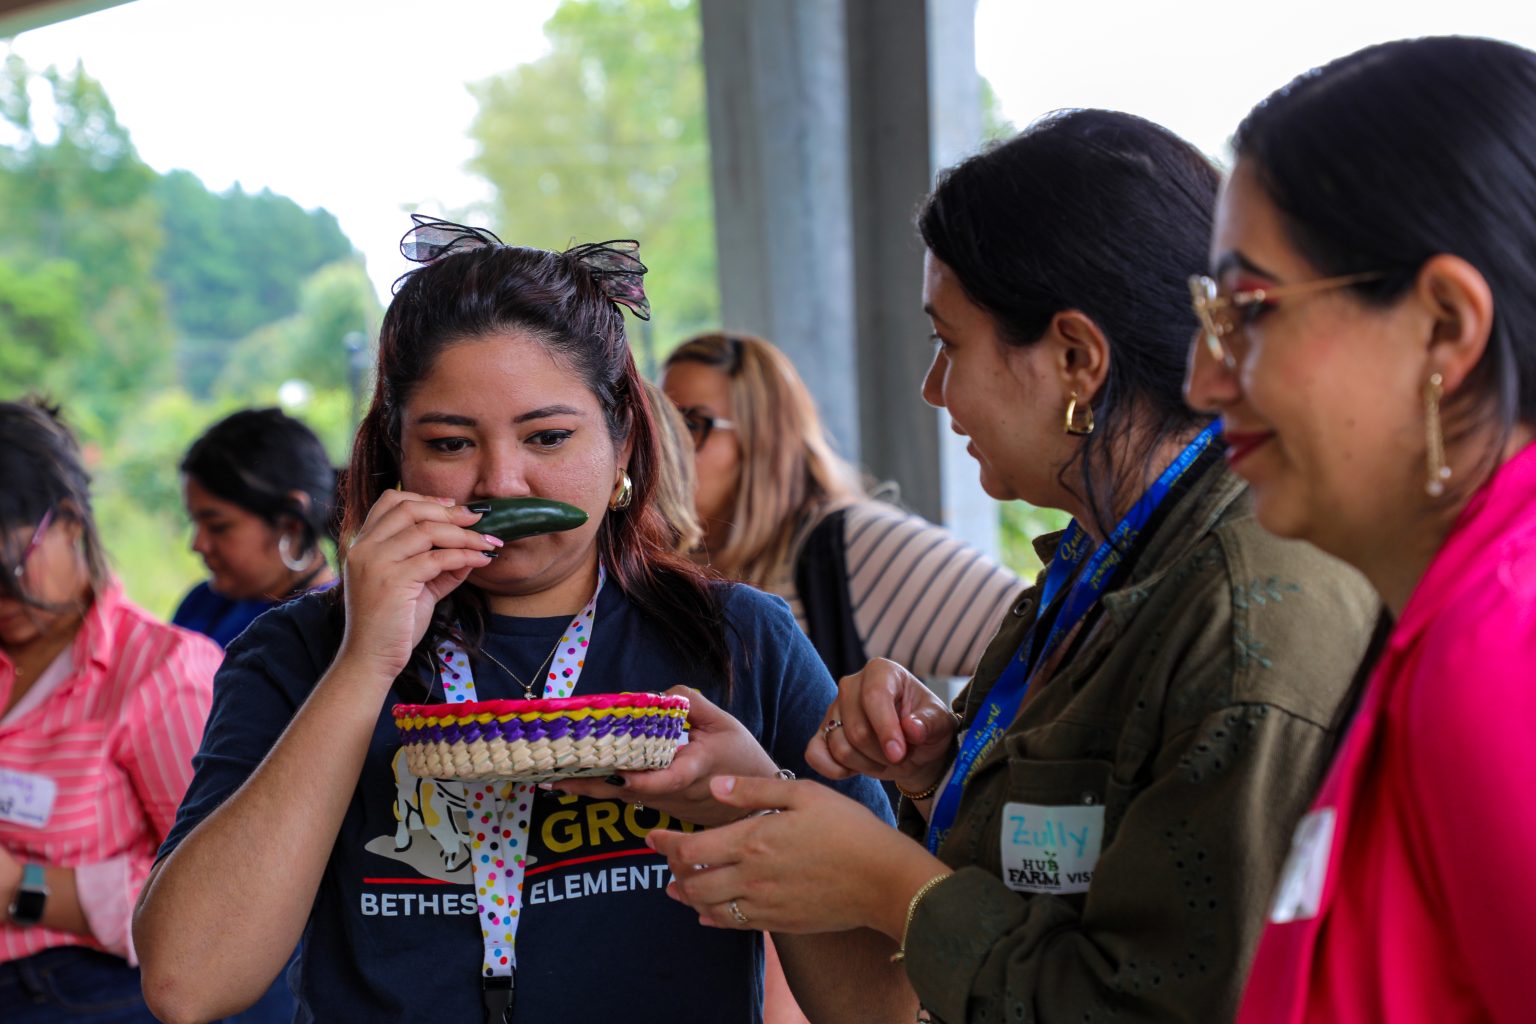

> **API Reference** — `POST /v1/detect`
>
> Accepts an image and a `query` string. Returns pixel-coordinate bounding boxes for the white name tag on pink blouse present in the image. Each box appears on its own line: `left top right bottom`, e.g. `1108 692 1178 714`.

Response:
1269 807 1335 923
0 767 56 829
999 801 1104 894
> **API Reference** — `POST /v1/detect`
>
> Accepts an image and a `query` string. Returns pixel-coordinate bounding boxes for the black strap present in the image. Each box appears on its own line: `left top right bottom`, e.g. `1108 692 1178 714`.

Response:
793 507 868 679
483 976 513 1024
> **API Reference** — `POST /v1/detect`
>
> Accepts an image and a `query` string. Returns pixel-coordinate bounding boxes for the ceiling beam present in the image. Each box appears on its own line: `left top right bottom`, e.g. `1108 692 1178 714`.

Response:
0 0 133 40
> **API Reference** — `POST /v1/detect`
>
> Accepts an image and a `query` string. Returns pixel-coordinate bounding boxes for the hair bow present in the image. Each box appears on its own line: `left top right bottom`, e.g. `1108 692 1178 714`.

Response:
398 215 651 321
563 240 651 321
398 214 504 263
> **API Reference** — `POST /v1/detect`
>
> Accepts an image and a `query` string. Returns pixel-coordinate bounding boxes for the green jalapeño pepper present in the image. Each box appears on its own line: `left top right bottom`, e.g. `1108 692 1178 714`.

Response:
467 497 589 542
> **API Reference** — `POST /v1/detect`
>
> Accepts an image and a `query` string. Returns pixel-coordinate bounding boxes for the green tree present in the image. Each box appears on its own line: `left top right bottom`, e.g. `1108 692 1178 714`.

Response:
0 259 89 393
156 170 355 340
467 0 717 370
214 259 381 399
0 57 169 415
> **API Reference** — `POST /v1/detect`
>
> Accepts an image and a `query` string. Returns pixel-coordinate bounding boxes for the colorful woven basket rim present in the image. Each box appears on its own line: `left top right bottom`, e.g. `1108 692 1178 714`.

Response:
392 691 688 721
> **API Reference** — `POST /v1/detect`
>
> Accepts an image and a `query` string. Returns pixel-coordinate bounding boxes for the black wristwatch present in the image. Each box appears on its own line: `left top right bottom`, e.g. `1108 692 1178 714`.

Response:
8 863 49 926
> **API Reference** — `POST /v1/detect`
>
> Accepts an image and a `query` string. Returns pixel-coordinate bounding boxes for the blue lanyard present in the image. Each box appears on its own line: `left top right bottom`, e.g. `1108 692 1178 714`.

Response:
925 423 1218 853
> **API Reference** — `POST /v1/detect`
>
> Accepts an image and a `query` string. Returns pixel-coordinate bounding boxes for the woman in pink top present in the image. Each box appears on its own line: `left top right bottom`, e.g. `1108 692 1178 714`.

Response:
1184 36 1536 1024
0 400 220 1021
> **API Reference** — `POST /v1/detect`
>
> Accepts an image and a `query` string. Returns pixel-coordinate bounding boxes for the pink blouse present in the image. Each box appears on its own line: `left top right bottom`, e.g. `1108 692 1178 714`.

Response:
0 581 219 965
1239 442 1536 1023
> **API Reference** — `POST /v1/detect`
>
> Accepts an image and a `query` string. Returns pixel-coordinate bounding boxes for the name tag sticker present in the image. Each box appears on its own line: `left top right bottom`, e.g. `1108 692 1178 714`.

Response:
999 801 1104 894
1269 807 1335 924
0 767 57 829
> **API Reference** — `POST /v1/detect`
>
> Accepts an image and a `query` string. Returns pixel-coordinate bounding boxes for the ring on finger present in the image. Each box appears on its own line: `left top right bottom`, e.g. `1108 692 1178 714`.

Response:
822 719 843 740
728 899 749 925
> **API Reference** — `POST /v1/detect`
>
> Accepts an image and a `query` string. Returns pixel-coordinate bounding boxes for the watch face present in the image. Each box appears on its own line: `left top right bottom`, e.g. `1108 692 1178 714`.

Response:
9 887 46 926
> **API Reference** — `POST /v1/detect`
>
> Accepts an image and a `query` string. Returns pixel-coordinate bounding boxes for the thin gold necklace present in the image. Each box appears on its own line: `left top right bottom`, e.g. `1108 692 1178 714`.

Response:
480 635 565 700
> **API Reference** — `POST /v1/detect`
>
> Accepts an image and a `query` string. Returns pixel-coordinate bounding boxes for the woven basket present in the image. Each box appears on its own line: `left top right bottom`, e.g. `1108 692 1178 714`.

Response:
392 692 690 783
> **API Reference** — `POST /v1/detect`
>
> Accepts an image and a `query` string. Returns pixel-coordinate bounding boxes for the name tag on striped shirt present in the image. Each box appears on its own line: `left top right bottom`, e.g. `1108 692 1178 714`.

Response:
0 767 56 829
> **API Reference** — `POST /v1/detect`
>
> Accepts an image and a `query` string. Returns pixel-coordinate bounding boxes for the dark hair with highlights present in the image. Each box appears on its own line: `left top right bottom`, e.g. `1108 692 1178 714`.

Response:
343 243 732 699
918 108 1219 537
1233 36 1536 464
0 398 110 606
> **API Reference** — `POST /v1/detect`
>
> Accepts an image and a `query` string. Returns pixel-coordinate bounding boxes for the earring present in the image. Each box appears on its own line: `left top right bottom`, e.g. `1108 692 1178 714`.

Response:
609 470 634 510
1064 392 1095 436
1424 372 1452 497
278 533 310 572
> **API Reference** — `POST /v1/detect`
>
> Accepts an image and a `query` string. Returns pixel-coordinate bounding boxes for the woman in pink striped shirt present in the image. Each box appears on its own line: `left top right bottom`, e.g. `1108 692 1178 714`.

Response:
1185 36 1536 1023
0 399 221 1021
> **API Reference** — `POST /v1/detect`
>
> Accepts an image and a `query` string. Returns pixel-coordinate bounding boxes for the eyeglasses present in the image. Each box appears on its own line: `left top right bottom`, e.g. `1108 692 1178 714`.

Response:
1188 271 1388 369
11 506 55 580
678 407 737 448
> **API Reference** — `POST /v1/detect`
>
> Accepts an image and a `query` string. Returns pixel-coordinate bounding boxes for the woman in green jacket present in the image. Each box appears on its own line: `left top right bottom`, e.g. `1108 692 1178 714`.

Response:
649 109 1384 1023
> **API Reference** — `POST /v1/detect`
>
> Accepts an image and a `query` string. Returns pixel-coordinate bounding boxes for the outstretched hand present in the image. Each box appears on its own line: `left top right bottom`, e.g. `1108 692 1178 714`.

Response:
646 774 948 939
552 685 779 827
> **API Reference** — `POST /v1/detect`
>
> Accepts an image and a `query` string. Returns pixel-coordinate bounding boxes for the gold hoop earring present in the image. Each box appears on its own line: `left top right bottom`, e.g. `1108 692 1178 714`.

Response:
1064 392 1095 436
609 470 634 510
1425 372 1452 497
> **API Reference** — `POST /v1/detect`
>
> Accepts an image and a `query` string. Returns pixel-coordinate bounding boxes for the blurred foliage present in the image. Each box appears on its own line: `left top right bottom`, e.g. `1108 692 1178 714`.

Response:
0 58 376 618
4 4 1030 613
467 0 716 374
155 169 354 343
998 502 1073 579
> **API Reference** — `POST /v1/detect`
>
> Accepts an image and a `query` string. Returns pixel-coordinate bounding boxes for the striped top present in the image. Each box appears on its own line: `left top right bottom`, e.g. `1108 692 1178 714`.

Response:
0 581 220 966
768 500 1024 678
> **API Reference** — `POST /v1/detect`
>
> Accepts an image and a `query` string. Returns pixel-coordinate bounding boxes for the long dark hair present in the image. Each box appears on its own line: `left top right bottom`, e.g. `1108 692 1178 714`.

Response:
0 398 110 606
1233 36 1536 465
180 407 338 560
343 242 732 699
917 109 1219 537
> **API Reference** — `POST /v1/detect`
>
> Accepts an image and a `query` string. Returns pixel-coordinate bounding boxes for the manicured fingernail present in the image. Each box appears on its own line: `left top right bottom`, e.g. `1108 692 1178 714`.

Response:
434 496 456 506
484 535 505 547
481 550 498 560
467 502 492 514
604 774 626 787
537 782 554 791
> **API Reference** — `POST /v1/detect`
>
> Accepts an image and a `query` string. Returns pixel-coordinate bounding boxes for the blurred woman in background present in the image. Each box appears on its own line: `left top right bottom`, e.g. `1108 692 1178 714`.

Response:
173 406 337 648
662 332 1021 681
640 378 704 554
0 399 219 1022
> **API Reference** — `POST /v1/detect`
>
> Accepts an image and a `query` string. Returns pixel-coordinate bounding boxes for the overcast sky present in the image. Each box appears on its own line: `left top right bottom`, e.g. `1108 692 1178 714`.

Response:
10 0 1536 301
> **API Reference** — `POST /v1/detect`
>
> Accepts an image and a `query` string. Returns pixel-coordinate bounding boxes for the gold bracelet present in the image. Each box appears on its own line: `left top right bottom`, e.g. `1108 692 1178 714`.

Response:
895 713 963 802
890 872 953 963
894 777 940 801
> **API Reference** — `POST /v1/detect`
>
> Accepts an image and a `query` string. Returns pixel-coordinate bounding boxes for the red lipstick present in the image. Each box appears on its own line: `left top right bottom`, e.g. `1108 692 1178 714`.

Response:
1222 429 1274 468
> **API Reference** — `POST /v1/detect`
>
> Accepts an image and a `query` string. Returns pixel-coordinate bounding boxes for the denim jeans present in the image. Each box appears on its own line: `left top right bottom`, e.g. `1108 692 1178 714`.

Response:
0 947 159 1023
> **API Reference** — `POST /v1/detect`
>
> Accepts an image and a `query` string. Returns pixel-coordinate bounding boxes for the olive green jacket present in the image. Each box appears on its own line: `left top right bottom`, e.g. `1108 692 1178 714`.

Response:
898 462 1385 1024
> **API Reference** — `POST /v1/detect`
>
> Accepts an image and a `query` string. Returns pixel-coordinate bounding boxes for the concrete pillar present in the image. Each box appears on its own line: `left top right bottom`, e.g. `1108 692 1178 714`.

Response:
699 0 996 555
697 0 860 458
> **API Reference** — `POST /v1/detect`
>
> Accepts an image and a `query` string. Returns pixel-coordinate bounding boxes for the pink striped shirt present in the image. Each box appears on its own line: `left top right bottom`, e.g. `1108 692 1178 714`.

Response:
0 581 219 965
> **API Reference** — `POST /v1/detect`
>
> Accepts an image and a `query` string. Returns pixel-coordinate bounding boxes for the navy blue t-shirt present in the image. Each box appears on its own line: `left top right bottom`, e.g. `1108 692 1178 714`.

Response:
171 581 276 649
160 579 890 1023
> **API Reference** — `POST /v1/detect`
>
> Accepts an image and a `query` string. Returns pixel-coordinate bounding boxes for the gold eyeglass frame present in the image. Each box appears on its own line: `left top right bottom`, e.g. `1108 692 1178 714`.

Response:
1188 271 1388 369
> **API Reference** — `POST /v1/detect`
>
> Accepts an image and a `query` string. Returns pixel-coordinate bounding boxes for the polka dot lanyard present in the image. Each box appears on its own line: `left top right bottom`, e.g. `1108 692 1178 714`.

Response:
432 564 604 1016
